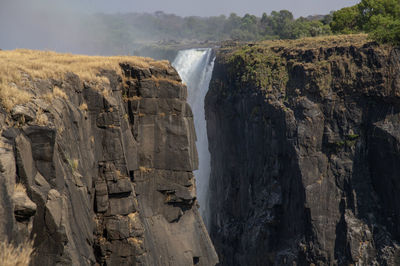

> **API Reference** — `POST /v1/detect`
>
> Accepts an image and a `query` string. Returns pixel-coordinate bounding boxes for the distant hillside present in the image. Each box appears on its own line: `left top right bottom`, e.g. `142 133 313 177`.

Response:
79 11 332 55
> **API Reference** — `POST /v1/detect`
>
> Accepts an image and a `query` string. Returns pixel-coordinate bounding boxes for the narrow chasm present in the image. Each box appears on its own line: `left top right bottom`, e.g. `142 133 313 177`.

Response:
172 48 215 228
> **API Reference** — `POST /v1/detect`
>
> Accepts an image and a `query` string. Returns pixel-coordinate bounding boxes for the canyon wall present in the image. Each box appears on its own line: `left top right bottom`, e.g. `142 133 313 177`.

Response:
206 35 400 265
0 52 218 265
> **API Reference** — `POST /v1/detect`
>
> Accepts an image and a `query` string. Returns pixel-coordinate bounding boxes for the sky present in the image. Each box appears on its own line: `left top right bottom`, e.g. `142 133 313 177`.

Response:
0 0 360 52
70 0 359 17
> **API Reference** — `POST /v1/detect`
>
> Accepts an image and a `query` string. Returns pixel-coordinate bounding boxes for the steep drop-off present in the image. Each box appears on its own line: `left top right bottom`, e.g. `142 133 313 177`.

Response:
0 50 218 265
173 48 215 227
206 35 400 265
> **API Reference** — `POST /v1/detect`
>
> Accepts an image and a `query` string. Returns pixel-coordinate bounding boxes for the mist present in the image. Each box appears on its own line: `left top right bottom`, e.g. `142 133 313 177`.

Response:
0 0 180 55
0 0 360 55
0 0 88 53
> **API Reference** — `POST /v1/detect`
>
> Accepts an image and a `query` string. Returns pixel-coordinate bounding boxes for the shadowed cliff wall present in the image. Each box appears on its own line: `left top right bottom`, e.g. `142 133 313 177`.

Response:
206 35 400 265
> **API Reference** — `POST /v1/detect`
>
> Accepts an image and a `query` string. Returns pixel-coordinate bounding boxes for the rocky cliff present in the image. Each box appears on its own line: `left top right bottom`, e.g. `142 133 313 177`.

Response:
0 50 218 265
206 35 400 265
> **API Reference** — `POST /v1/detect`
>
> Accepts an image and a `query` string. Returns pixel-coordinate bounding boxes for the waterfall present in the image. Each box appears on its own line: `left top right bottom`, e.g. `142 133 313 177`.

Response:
172 48 215 228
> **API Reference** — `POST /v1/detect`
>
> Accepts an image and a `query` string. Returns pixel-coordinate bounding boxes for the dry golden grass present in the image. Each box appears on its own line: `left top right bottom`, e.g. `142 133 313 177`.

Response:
127 237 143 247
151 76 182 85
0 49 170 111
79 103 88 111
139 166 152 173
123 113 129 121
35 108 48 126
71 159 79 171
0 84 32 111
115 170 122 178
0 240 34 266
41 92 54 103
123 95 141 102
73 159 79 170
53 86 67 100
258 34 370 50
14 183 26 193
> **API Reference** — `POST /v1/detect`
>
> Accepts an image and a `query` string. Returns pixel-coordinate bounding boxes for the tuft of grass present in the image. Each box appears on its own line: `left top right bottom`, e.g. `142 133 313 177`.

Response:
130 96 141 101
72 159 79 171
53 86 68 100
0 84 32 111
0 240 34 266
347 134 360 140
14 183 26 193
79 103 88 111
123 113 129 121
35 108 48 126
127 237 143 246
139 166 152 173
67 157 79 172
41 92 54 103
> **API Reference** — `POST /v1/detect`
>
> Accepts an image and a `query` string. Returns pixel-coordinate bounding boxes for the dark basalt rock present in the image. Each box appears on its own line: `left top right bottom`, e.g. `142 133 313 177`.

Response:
12 190 36 221
206 42 400 265
0 60 218 265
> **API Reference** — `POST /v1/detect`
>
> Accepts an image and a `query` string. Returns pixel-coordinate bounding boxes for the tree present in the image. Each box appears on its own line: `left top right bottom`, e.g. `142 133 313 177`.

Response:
358 0 400 30
359 0 400 44
367 13 400 44
330 0 400 45
330 5 360 33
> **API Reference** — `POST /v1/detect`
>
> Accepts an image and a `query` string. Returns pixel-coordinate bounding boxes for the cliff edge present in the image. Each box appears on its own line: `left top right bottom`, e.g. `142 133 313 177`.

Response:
206 34 400 265
0 50 218 265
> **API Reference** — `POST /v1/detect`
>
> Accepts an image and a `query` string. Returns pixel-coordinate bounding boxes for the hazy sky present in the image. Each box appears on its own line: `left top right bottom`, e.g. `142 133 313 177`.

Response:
70 0 359 17
0 0 360 52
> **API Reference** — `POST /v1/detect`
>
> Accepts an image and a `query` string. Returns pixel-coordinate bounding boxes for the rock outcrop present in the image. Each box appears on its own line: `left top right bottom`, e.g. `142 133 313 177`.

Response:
206 35 400 265
0 51 218 265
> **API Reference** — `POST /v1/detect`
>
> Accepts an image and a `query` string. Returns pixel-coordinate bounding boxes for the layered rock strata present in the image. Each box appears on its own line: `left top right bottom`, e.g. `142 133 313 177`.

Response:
206 35 400 265
0 55 218 265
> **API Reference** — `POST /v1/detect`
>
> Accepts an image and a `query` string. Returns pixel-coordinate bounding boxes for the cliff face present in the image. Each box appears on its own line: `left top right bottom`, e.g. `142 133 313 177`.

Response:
206 35 400 265
0 50 218 265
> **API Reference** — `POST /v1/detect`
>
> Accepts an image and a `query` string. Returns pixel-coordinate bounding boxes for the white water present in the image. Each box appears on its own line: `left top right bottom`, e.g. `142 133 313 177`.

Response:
172 48 215 228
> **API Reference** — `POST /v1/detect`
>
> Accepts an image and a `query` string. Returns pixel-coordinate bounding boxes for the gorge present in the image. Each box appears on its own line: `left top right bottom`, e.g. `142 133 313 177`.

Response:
1 34 400 266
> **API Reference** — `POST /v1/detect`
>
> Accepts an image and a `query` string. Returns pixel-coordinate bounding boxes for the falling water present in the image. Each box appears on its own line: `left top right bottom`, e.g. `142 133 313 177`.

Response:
172 48 215 228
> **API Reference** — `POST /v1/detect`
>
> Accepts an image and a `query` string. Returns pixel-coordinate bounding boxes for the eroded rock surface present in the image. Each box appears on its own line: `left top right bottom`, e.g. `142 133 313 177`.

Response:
0 60 218 265
206 38 400 265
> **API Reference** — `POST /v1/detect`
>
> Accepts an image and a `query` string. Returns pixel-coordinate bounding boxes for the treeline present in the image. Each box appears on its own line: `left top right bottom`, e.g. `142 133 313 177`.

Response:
87 10 333 52
85 1 399 55
331 0 400 44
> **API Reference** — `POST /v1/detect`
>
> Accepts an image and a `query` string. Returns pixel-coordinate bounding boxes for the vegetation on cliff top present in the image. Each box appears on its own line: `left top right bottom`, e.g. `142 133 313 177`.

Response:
218 34 390 96
226 45 288 91
0 49 170 110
